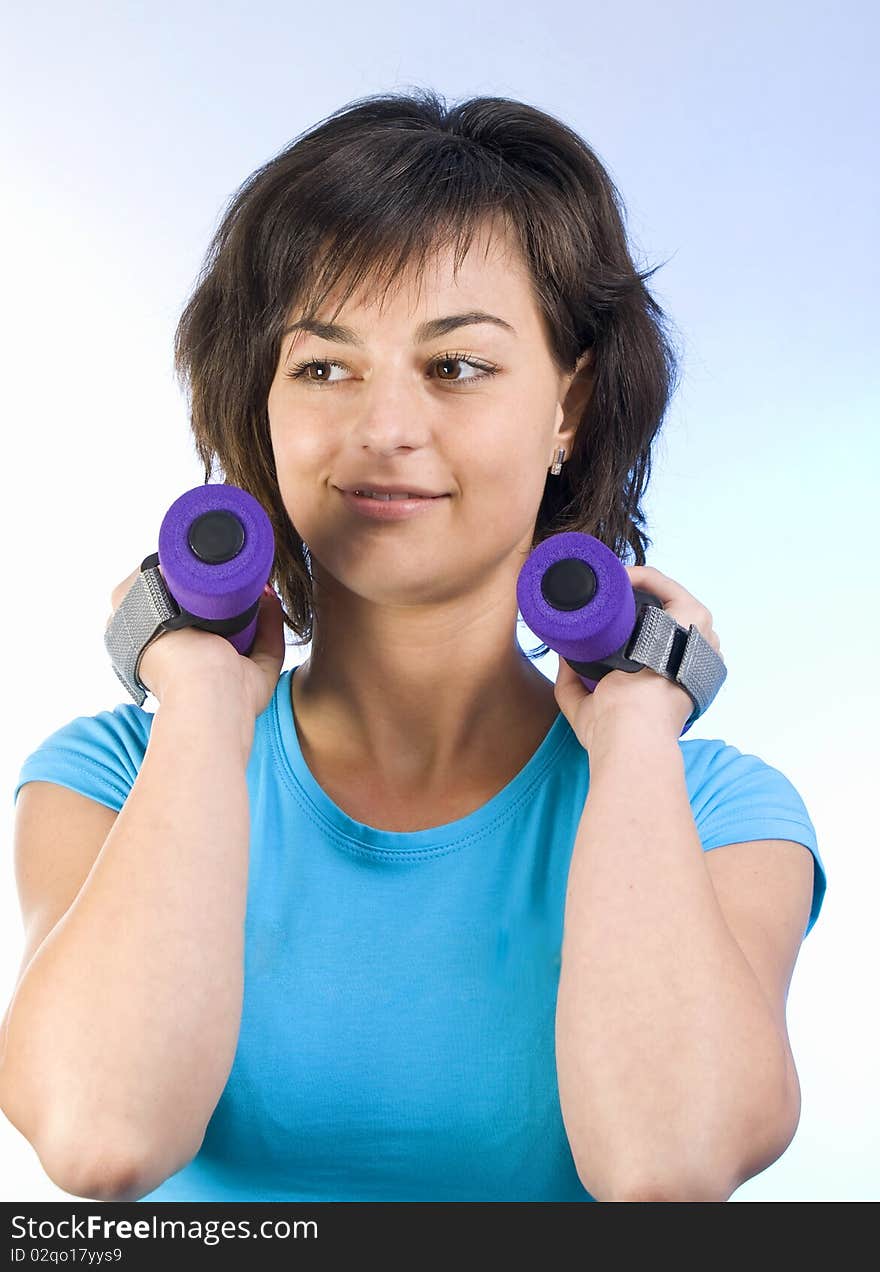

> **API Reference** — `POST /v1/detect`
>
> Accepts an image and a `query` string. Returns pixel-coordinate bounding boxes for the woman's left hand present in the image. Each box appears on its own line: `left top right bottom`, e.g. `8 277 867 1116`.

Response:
553 564 724 752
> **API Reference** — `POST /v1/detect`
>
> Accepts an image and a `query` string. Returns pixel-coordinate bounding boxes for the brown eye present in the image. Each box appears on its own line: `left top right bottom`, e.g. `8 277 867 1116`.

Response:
430 353 498 384
286 359 349 383
285 353 498 387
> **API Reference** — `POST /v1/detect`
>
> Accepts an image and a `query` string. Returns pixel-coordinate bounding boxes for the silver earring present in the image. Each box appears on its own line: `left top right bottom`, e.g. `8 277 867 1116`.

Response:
550 447 566 476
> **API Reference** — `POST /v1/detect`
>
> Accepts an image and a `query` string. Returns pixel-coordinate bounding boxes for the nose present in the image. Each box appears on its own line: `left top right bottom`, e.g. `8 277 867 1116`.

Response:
347 371 435 455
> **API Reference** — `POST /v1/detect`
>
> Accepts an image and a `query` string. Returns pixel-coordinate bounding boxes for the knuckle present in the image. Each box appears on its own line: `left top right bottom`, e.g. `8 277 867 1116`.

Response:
110 568 139 610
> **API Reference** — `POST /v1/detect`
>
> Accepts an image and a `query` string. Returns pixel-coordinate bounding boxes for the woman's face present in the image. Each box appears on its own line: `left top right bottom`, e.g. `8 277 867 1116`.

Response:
266 222 588 609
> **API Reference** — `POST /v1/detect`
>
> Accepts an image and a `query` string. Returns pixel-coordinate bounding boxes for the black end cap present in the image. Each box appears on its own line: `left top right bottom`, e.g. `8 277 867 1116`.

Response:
187 510 245 564
540 558 597 611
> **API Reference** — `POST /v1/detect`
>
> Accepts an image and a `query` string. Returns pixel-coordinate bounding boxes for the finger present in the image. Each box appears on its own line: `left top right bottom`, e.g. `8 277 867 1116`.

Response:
248 590 285 664
109 566 140 610
626 565 716 637
554 656 593 708
627 564 700 608
625 564 679 607
107 567 141 631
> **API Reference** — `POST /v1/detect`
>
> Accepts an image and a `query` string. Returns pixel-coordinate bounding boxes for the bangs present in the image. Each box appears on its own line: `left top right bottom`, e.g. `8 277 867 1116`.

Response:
281 148 522 328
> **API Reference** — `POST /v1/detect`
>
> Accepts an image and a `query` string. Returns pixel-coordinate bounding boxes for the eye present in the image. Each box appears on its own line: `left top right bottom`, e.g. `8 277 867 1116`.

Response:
286 358 349 384
284 352 499 387
431 352 498 384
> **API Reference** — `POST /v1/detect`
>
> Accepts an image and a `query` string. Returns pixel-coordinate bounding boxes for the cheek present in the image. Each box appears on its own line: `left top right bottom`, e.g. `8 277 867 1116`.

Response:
270 417 338 516
452 464 548 551
478 451 548 513
270 408 329 468
267 430 329 541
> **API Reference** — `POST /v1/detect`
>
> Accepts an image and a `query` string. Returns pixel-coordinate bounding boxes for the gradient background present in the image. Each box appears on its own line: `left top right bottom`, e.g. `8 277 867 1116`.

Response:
1 0 875 1203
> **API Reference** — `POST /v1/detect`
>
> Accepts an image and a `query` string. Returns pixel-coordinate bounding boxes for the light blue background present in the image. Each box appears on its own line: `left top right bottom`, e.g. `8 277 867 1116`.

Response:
0 0 875 1202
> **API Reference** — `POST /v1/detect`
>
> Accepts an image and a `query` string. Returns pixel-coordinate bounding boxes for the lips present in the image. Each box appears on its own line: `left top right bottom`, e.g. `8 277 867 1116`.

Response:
351 491 441 501
338 489 450 521
337 481 448 499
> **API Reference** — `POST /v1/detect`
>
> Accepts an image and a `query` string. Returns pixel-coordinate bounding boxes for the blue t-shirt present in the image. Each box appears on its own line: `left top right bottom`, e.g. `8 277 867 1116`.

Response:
12 665 826 1202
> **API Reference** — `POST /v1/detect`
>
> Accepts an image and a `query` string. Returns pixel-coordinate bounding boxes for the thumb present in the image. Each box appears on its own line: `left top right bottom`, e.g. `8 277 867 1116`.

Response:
554 656 592 713
248 588 285 665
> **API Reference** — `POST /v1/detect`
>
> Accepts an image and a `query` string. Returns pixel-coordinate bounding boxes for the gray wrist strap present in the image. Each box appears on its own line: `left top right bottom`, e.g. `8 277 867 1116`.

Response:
103 555 181 706
104 561 726 726
627 604 727 732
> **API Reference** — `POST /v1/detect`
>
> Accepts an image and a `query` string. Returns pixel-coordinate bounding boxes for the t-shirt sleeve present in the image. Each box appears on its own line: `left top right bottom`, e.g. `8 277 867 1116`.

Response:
12 702 154 813
683 737 826 939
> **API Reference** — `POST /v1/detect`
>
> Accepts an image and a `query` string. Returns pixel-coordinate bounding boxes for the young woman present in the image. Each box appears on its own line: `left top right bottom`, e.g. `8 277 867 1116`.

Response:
2 88 825 1203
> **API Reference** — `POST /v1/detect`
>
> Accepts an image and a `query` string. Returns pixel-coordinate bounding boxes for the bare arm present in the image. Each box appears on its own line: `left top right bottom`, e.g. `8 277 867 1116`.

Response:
0 673 256 1199
554 716 799 1202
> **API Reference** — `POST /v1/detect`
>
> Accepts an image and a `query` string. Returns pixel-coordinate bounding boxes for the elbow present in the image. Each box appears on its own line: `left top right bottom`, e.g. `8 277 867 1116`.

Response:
42 1134 199 1200
600 1169 735 1202
42 1127 204 1200
43 1121 204 1200
579 1085 802 1204
0 1070 176 1201
39 1139 160 1201
37 1117 200 1201
575 1153 735 1202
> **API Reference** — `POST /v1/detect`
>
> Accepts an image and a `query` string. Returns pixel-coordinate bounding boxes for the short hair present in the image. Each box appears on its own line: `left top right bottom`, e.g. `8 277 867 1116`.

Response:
173 87 681 658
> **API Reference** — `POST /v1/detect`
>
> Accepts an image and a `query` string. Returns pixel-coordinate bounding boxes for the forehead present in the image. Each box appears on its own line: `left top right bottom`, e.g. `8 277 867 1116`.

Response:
413 221 527 295
294 219 535 327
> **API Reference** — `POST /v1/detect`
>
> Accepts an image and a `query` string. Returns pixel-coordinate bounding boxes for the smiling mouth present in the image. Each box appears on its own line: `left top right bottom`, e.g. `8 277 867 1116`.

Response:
336 488 451 519
350 491 446 501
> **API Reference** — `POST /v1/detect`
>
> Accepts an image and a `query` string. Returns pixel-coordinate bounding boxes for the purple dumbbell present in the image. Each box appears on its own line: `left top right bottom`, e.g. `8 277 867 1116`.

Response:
152 483 276 655
105 482 278 704
517 531 727 736
517 527 678 700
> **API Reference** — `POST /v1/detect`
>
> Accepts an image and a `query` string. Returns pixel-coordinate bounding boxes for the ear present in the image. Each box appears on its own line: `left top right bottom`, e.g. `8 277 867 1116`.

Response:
555 348 596 450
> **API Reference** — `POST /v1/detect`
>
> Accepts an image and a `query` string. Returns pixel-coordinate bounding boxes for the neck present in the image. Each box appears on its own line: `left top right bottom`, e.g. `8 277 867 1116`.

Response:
289 565 559 790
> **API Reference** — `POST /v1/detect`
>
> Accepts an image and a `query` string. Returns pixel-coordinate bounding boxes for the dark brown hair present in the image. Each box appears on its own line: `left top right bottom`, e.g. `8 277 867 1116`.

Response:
174 87 682 658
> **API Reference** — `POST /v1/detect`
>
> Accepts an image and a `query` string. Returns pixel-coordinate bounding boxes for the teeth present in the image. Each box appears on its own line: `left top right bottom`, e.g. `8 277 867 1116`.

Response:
353 490 417 501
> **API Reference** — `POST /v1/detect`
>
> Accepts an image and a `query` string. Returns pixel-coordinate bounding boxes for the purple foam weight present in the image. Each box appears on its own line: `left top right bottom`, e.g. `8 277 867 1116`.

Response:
157 483 275 656
516 532 635 691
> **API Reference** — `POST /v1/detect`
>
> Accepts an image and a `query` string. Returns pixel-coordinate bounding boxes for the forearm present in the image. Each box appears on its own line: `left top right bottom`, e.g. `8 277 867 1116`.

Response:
0 677 254 1185
555 715 793 1201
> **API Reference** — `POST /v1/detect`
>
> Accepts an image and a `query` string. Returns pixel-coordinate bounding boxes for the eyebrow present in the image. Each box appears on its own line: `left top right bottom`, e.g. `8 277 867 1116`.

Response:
282 310 517 346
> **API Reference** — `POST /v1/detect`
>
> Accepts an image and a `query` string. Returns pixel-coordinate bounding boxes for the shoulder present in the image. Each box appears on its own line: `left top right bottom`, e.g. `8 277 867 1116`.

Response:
679 735 826 939
14 700 154 812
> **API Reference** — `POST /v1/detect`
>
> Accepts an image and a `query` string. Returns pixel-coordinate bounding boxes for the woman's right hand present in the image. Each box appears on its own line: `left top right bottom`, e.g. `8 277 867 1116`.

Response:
106 565 286 720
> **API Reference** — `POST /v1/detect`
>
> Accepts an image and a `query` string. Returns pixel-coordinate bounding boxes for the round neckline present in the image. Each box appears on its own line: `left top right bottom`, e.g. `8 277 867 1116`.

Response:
269 663 575 854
